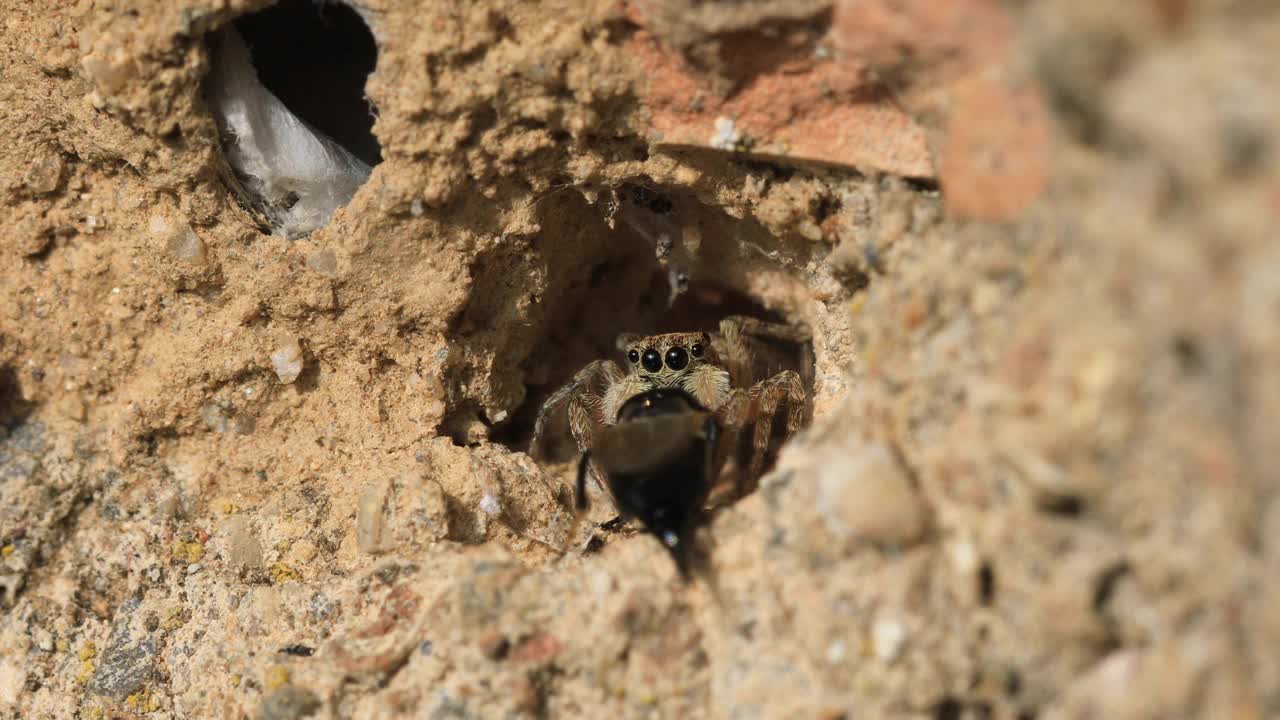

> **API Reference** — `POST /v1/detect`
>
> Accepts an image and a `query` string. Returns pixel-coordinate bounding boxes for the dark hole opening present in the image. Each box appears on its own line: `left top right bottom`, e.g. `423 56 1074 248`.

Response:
1037 493 1085 517
233 0 381 166
0 367 36 432
933 698 963 720
978 562 996 606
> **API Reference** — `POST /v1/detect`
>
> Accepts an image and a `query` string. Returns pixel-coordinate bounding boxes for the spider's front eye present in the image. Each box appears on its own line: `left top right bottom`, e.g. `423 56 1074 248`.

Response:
690 343 704 358
641 349 662 373
627 349 640 364
665 346 689 371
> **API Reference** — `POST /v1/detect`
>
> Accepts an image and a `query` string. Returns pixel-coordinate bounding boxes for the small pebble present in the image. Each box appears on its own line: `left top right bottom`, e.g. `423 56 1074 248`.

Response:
14 216 53 256
151 215 206 264
24 153 64 195
825 641 846 664
356 482 389 555
872 617 906 663
710 116 741 150
815 441 928 547
305 249 337 276
270 338 305 384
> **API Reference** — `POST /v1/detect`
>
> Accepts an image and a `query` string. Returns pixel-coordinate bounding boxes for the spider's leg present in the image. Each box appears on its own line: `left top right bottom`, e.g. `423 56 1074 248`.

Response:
567 394 599 456
714 315 812 387
569 393 618 503
529 359 624 458
745 370 806 483
723 314 812 344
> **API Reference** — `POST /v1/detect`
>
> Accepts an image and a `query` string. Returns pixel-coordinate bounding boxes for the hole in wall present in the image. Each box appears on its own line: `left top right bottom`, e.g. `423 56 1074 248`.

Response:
977 561 996 606
205 0 381 238
0 366 36 432
232 1 380 166
487 182 814 467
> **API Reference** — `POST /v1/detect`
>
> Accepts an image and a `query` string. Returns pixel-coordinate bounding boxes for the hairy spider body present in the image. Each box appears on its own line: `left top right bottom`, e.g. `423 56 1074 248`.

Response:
577 387 719 577
532 315 808 502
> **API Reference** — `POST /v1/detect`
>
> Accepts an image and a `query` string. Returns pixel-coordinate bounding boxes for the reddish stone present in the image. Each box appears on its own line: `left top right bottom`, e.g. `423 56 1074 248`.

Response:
832 0 1012 80
942 74 1051 222
832 0 1051 221
625 5 934 178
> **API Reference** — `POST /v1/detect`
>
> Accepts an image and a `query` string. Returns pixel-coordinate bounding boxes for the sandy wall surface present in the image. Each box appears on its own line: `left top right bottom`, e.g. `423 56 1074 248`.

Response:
2 0 1278 718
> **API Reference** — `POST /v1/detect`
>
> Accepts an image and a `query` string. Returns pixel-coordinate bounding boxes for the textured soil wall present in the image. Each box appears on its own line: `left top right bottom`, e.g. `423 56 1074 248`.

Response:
2 1 1278 718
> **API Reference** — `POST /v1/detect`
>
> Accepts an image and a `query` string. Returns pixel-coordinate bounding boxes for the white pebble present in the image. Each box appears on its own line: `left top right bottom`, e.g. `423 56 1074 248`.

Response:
270 338 305 384
151 214 206 264
948 537 980 575
814 442 928 547
825 641 847 664
710 116 741 150
479 493 502 516
872 617 906 663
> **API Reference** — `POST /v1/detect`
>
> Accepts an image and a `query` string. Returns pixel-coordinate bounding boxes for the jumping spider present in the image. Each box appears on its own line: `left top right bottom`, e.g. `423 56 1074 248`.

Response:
531 315 808 508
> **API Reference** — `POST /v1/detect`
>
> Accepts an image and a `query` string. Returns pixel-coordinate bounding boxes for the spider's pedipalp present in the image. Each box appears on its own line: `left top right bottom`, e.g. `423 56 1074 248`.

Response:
680 361 731 413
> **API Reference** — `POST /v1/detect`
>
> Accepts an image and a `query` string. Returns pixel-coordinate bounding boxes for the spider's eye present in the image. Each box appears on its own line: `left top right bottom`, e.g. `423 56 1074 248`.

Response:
665 346 689 371
641 349 662 373
627 349 640 364
690 343 704 358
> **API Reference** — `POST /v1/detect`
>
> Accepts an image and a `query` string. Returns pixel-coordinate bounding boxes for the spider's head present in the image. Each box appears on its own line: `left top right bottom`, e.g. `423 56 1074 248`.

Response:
621 332 717 387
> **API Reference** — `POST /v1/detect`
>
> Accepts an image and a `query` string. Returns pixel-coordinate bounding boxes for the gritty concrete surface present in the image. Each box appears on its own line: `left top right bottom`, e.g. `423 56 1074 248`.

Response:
2 0 1279 718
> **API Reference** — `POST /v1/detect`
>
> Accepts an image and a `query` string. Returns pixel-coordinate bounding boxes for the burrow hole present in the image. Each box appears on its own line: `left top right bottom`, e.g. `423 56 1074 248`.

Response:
0 366 36 433
488 179 816 471
232 0 380 166
206 0 381 235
